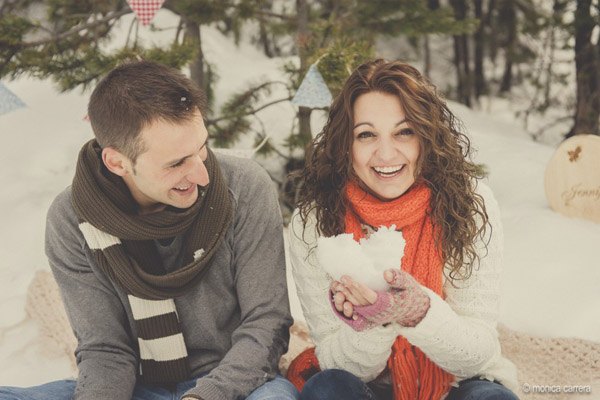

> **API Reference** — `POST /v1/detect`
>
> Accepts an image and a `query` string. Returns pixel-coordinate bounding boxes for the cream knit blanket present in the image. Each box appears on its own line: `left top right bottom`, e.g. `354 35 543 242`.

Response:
26 270 600 399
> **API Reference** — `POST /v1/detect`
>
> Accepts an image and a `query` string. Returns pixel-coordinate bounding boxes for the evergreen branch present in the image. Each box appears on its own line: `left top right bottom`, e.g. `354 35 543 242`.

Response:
21 8 132 48
530 115 573 141
254 130 289 160
206 96 292 126
125 15 137 48
174 18 184 45
254 10 294 21
0 48 17 76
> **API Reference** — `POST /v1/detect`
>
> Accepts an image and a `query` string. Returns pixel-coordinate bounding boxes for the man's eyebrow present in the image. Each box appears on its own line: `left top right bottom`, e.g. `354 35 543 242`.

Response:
163 141 208 168
352 118 408 130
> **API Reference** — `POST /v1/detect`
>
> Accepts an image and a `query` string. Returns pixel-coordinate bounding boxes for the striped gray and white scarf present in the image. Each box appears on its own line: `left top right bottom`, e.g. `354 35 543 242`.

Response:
71 140 232 385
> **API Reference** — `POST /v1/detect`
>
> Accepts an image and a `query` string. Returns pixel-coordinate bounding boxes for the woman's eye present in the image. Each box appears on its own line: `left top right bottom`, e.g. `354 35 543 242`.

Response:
398 128 414 136
356 131 375 139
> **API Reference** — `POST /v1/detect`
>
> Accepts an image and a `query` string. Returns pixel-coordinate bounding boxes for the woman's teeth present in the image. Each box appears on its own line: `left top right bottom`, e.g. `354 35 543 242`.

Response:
373 165 404 176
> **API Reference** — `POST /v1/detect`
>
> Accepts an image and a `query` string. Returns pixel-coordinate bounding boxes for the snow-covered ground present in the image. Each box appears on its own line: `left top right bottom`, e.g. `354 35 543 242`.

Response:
1 11 599 388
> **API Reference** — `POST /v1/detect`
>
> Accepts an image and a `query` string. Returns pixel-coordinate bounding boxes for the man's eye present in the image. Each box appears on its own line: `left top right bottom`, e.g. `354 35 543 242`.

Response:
170 159 185 168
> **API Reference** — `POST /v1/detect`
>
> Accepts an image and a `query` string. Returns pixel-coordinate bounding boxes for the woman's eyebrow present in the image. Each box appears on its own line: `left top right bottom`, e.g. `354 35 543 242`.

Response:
353 119 408 130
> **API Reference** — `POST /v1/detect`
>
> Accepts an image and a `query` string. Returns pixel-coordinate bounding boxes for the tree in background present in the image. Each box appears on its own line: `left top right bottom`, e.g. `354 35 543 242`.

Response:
0 0 478 149
512 0 599 139
568 0 599 136
450 0 545 105
3 0 598 214
212 0 472 209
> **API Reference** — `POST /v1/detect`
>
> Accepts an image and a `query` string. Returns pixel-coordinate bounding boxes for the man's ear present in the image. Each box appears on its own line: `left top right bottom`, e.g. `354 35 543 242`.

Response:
102 147 131 177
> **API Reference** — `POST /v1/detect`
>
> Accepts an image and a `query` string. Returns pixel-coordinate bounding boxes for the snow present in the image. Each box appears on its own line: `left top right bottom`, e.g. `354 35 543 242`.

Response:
318 227 406 291
1 12 599 388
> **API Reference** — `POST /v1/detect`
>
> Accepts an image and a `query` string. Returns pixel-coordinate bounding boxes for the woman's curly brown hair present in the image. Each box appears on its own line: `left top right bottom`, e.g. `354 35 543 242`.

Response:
295 59 490 282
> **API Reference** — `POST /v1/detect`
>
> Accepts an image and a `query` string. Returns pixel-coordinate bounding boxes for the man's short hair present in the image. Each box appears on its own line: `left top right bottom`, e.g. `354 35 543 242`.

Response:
88 60 208 164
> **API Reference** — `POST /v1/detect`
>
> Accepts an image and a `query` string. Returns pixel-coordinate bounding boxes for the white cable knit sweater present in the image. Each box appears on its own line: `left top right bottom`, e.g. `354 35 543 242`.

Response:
288 182 518 392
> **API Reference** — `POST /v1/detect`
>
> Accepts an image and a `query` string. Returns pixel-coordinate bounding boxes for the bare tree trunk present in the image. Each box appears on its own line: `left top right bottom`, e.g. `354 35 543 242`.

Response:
499 0 516 93
451 0 472 106
424 36 431 78
258 0 276 58
487 0 498 63
461 32 472 104
543 0 565 108
567 0 600 137
184 21 205 91
500 58 512 92
297 0 312 143
423 0 440 79
258 20 274 58
474 0 486 98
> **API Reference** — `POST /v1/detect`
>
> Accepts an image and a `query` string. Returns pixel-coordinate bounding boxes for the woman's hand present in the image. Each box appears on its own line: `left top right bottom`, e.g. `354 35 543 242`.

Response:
330 285 354 318
331 275 378 311
329 269 430 331
329 275 380 326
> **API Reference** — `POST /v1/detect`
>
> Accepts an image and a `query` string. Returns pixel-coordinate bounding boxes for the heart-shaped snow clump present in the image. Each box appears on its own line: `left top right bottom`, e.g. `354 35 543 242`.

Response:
317 225 405 291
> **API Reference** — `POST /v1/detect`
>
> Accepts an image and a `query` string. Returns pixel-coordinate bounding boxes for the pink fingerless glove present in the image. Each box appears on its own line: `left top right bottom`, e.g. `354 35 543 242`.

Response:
332 269 431 331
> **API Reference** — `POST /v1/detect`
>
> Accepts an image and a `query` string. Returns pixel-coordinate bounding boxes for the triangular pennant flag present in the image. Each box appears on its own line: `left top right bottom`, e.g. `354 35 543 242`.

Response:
127 0 165 26
0 82 26 116
291 63 333 109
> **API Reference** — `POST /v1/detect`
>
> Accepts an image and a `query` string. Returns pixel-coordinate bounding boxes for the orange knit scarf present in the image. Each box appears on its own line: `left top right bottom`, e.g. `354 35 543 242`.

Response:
345 181 454 400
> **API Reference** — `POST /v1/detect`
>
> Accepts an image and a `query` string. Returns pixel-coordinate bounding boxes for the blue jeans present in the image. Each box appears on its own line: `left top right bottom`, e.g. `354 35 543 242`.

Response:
0 375 298 400
299 369 519 400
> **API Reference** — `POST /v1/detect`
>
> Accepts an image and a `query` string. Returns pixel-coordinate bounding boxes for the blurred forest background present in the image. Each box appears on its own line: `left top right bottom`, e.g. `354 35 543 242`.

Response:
1 0 599 212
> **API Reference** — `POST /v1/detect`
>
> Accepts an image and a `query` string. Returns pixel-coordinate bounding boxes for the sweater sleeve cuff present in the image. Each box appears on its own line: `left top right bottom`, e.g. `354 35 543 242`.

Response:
184 380 226 400
397 286 455 341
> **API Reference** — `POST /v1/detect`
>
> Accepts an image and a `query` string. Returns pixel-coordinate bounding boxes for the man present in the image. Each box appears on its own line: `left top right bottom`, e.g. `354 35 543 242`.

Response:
0 61 297 400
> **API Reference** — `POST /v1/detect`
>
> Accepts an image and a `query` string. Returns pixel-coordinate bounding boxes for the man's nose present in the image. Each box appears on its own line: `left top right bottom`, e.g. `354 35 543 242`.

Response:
188 155 210 186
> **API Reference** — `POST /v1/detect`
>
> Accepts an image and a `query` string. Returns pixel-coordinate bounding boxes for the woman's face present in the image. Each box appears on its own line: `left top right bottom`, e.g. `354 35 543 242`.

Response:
351 91 420 201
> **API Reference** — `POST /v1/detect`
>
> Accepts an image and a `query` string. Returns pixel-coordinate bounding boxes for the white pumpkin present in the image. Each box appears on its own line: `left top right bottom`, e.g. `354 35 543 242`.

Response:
544 134 600 224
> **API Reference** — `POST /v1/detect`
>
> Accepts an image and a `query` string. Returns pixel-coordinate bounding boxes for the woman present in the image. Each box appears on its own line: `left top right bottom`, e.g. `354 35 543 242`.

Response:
288 59 519 400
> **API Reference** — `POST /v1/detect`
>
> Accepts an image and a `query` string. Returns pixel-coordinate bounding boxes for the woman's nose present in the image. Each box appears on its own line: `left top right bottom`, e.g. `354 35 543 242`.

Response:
375 137 398 161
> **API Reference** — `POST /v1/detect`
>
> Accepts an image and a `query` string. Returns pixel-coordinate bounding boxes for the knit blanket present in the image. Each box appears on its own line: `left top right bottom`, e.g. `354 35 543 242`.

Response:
26 270 600 399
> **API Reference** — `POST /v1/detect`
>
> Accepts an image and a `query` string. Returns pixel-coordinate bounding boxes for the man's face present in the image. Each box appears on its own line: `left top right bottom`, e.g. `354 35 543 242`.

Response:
121 110 210 214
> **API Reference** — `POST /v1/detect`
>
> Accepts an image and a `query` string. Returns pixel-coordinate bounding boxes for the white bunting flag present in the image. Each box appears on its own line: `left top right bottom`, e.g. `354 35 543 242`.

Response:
291 63 333 109
0 82 26 116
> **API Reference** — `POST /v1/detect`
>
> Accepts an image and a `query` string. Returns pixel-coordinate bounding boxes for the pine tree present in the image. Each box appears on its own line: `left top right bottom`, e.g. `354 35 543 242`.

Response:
0 0 262 101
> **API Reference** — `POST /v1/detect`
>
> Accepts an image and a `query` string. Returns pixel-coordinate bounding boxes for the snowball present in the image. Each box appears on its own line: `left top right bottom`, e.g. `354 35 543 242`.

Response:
317 226 405 291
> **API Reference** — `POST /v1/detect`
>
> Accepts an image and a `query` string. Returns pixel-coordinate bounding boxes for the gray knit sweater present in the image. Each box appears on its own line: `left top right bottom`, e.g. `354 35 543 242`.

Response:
45 153 293 400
